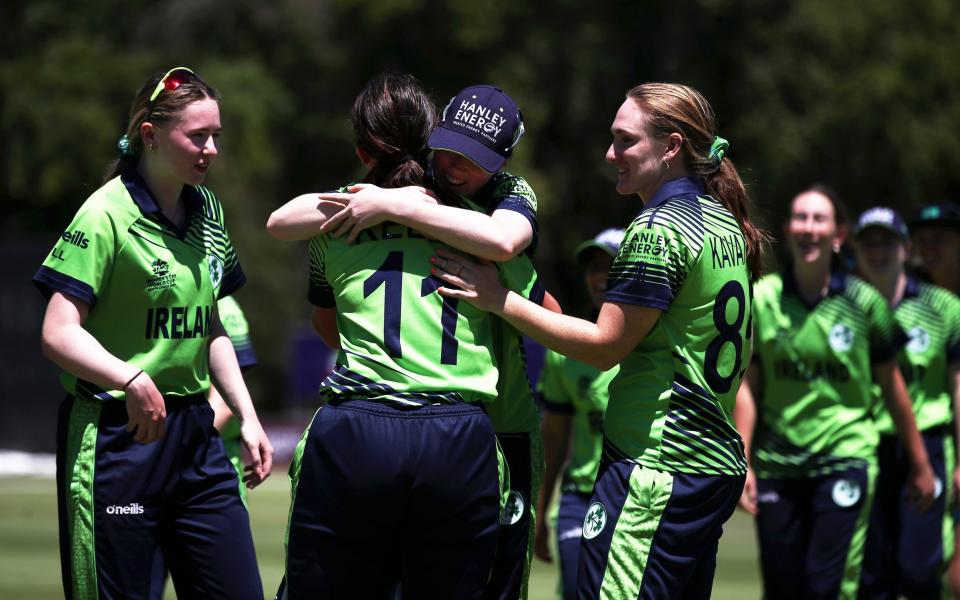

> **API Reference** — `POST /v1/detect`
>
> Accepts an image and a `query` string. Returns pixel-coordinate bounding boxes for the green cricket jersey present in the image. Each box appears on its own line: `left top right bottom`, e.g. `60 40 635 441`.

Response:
751 270 904 478
33 170 245 401
538 349 618 493
873 277 960 434
461 172 544 434
602 177 751 477
308 185 500 407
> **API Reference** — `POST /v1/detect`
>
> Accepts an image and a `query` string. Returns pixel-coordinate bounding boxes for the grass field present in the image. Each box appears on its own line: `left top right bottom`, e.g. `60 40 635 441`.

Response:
0 475 762 599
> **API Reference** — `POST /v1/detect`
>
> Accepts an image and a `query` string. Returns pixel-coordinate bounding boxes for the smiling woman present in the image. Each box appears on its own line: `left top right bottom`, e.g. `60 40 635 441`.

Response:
33 67 271 600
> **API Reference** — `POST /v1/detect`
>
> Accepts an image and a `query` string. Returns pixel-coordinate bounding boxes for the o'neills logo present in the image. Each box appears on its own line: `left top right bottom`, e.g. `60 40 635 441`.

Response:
106 502 145 515
61 229 90 249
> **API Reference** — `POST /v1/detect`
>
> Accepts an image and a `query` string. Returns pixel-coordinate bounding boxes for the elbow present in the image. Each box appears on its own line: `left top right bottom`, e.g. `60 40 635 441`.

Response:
590 356 620 372
486 240 522 263
265 212 293 240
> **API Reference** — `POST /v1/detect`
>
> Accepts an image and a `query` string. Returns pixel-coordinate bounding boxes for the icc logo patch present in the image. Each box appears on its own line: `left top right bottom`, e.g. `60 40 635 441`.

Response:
582 502 607 540
501 491 525 526
906 327 931 354
208 255 224 289
831 479 861 508
828 323 854 353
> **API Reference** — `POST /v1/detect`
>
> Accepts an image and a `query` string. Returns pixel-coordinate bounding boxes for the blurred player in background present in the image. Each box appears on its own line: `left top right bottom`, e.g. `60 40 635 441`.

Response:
735 187 935 599
853 206 960 598
909 202 960 599
534 228 623 600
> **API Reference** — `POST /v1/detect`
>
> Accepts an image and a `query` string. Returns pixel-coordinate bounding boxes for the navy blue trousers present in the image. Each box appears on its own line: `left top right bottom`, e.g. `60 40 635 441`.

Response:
485 431 534 600
859 431 949 599
280 400 501 600
556 490 591 600
56 395 262 600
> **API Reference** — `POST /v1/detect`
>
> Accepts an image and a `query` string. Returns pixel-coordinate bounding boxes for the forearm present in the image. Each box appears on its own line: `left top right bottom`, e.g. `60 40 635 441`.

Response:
395 202 527 262
207 385 234 431
538 420 571 515
42 322 139 391
881 365 930 469
266 194 335 241
208 327 257 423
733 378 757 462
496 292 616 369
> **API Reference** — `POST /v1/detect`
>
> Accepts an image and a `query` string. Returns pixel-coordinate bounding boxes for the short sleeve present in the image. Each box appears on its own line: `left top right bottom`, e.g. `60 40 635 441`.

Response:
537 350 574 414
203 188 246 298
32 202 118 307
217 296 258 369
489 175 539 257
942 292 960 363
307 235 335 308
605 212 693 311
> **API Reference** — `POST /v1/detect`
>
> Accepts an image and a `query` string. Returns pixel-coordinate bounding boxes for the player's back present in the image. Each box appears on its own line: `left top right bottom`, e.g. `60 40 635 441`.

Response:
309 221 499 407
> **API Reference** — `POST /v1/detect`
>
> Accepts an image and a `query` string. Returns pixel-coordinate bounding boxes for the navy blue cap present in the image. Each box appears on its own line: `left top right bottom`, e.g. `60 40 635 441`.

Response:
912 202 960 229
575 228 626 262
428 85 524 173
854 206 908 240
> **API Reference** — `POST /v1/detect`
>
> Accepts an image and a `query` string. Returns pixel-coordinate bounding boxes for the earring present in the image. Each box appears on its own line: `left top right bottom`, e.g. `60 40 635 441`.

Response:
665 160 671 170
149 144 155 151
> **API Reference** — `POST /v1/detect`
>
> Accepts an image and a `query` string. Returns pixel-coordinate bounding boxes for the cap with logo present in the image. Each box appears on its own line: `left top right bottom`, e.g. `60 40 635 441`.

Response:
853 206 908 241
911 202 960 230
428 85 524 174
575 228 626 263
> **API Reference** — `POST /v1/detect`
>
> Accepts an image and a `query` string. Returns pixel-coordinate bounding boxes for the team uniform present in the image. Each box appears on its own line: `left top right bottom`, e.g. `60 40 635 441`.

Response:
278 183 516 599
537 350 618 600
215 295 258 501
460 171 546 600
750 269 904 600
577 177 751 599
33 169 262 599
859 278 960 598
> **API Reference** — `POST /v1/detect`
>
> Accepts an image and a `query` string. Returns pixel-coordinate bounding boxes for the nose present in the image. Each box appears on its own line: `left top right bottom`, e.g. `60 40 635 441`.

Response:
203 135 218 156
605 143 616 164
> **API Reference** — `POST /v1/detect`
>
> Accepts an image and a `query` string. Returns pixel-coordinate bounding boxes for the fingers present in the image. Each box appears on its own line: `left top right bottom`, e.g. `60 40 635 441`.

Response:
332 215 355 239
345 222 363 245
318 207 351 234
315 193 350 206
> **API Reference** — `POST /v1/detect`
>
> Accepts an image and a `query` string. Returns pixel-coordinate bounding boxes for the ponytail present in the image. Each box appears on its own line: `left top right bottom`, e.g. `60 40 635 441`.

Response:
706 157 768 281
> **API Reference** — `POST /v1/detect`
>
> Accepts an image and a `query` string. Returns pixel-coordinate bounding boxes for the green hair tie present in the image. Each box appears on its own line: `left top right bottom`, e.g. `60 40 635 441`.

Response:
708 136 729 166
116 134 134 157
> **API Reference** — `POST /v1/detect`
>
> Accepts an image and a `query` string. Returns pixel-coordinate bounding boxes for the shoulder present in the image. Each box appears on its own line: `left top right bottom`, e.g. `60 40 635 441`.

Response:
74 176 139 233
841 274 884 307
632 194 705 241
490 171 536 201
753 273 784 304
916 281 960 316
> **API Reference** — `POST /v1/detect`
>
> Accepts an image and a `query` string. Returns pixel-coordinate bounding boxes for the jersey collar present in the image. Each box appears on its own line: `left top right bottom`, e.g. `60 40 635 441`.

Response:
903 275 921 300
782 266 848 309
644 176 706 210
121 167 205 223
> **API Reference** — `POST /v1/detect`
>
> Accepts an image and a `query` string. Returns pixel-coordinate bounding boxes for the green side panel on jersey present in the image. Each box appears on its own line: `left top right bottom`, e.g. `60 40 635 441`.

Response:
751 273 899 478
873 282 960 434
598 466 673 599
65 398 102 599
38 176 240 401
837 463 877 600
604 193 750 476
309 219 499 405
284 411 314 559
484 253 543 433
538 349 618 493
944 434 957 568
496 437 511 513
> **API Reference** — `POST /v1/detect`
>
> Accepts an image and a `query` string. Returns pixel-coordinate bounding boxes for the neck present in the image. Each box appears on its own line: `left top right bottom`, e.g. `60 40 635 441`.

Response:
870 271 907 305
137 157 184 223
794 258 832 303
640 165 693 203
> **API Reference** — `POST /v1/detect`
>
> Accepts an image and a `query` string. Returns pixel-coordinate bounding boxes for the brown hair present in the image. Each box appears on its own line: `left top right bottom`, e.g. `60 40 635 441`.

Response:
626 83 768 280
104 69 220 182
351 72 436 188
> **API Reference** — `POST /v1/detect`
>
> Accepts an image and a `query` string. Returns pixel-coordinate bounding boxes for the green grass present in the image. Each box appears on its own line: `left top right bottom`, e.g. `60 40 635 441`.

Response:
0 476 761 599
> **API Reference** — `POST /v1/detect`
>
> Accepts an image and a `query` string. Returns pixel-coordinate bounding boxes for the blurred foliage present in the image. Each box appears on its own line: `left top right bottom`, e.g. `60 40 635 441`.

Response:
5 0 960 407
